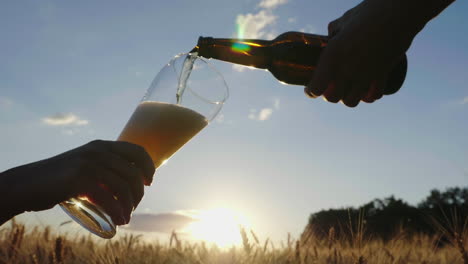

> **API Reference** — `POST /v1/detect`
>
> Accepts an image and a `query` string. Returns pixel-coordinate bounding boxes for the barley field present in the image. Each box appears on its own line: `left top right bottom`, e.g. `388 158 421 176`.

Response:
1 219 467 264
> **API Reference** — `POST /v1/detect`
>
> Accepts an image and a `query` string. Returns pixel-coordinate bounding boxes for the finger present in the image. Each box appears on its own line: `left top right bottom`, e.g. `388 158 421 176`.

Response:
107 141 155 186
119 163 144 211
342 82 367 108
96 169 135 224
304 87 318 98
89 150 145 209
323 79 347 103
342 92 361 107
82 184 126 225
373 74 388 101
305 46 337 97
123 164 144 209
322 81 338 103
306 64 333 97
362 82 377 103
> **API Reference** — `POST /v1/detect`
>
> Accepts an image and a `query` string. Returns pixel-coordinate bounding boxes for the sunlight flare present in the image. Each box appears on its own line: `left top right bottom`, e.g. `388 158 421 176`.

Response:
182 208 250 248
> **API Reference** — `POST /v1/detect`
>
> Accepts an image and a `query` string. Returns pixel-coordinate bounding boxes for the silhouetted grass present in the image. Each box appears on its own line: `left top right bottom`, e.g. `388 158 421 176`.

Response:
1 216 467 264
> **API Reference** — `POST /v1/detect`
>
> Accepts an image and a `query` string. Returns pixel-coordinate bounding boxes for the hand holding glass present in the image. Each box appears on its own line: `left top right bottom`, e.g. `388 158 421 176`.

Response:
60 53 228 238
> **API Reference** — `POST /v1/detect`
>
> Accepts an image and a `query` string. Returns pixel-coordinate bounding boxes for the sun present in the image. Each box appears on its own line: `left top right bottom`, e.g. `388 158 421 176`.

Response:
182 208 250 248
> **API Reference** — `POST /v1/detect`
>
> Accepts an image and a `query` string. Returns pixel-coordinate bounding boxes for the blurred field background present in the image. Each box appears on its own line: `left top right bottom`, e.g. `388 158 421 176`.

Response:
1 211 467 264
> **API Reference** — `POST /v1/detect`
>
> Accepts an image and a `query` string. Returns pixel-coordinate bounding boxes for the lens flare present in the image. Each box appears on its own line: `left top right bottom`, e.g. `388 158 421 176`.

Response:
182 208 251 248
236 21 245 39
233 21 250 53
231 42 251 53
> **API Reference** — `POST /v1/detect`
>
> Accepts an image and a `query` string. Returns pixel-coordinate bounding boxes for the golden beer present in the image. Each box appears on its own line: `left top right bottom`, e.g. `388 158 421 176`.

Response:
118 101 208 169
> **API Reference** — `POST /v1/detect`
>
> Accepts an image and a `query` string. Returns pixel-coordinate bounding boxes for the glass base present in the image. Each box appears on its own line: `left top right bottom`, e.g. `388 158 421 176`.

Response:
60 197 116 239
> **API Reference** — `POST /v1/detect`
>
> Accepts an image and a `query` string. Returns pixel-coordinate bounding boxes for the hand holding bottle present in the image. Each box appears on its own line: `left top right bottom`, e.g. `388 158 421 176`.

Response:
305 0 454 107
305 0 425 107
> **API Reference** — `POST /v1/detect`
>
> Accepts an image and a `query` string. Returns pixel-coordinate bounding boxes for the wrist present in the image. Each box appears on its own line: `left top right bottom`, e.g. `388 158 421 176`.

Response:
403 0 455 31
0 168 27 223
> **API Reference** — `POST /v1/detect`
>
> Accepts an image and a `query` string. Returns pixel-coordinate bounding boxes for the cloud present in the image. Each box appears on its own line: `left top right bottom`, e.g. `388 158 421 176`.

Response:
259 108 273 120
124 213 196 233
462 96 468 105
216 113 225 123
288 17 297 23
62 129 75 135
249 108 274 121
214 113 233 125
248 98 280 121
235 10 277 39
234 0 289 42
273 98 280 110
258 0 288 9
42 113 89 126
248 109 258 120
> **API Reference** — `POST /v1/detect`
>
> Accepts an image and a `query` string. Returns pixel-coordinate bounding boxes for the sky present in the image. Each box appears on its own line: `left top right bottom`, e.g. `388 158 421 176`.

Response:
1 0 467 245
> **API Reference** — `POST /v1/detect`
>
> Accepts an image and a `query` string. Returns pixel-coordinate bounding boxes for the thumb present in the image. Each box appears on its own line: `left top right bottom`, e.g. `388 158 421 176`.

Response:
305 44 337 98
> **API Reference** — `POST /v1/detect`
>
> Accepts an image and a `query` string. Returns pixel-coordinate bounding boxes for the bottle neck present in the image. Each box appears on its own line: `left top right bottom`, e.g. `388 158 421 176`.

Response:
195 37 271 69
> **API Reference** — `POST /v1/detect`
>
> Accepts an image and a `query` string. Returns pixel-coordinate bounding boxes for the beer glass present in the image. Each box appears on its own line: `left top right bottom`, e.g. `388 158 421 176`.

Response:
60 53 229 238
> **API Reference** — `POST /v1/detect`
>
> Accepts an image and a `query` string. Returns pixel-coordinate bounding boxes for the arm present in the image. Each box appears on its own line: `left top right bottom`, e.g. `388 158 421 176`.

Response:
0 140 155 226
416 0 455 23
305 0 456 107
0 170 25 225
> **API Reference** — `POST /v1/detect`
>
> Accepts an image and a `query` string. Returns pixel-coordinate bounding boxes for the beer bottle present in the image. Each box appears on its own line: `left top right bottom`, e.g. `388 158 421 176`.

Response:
193 31 407 95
